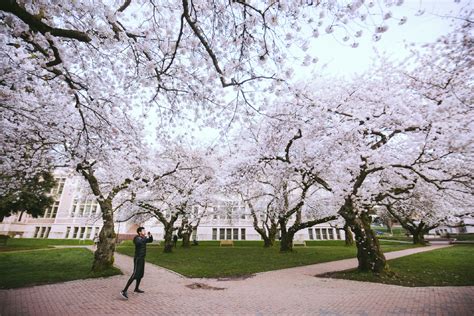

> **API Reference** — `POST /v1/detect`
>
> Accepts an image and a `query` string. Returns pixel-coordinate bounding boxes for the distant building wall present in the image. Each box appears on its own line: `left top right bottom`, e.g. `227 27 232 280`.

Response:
0 170 345 241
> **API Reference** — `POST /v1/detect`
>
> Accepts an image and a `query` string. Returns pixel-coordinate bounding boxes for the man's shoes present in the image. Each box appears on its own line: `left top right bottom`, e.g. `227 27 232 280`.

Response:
134 289 145 293
120 291 128 299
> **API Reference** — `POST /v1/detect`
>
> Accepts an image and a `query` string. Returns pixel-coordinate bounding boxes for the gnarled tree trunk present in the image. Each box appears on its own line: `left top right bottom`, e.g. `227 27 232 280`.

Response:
351 212 386 273
76 163 131 272
263 226 278 247
340 198 387 273
278 218 294 252
247 199 278 248
384 205 434 246
412 230 426 245
411 222 431 245
92 200 116 271
344 224 354 246
181 232 191 248
163 224 174 253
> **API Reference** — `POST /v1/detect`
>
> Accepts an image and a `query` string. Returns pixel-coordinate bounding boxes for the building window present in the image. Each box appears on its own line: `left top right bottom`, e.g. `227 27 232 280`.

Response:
44 227 51 238
315 228 321 240
233 228 239 240
72 227 79 239
34 227 40 238
308 228 314 240
51 178 66 196
212 228 217 240
219 228 225 240
241 228 246 240
86 226 93 239
71 198 99 218
336 229 341 240
322 229 328 240
79 227 86 239
226 228 232 239
328 229 334 240
65 227 71 239
43 201 59 218
93 227 100 238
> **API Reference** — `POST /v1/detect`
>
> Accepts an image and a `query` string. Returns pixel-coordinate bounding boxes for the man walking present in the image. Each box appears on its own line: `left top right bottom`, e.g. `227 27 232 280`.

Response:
120 227 153 299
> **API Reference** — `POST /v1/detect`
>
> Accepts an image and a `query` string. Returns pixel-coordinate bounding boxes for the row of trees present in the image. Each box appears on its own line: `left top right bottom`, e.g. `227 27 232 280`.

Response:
1 1 472 274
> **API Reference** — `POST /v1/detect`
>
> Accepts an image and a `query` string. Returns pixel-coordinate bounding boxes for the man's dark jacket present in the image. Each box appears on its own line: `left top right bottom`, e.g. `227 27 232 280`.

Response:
134 234 153 258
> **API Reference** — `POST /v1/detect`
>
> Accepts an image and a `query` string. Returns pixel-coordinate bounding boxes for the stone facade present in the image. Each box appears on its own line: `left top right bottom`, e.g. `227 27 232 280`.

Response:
0 170 345 242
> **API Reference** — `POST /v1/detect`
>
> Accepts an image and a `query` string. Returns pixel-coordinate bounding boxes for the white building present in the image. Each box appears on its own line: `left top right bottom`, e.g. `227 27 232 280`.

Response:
0 171 345 242
431 216 474 236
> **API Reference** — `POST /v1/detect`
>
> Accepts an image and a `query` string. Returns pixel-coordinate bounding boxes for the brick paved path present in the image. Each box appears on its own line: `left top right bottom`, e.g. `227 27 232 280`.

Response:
1 245 473 315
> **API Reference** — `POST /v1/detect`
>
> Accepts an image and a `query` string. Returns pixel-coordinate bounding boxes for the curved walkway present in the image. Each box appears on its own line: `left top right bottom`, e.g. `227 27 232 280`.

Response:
1 245 473 315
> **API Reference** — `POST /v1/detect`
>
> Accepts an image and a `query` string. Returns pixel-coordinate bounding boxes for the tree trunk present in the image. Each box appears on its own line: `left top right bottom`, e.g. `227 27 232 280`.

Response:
249 205 278 248
386 218 393 235
280 231 295 252
261 224 278 247
340 198 386 273
263 236 274 247
163 226 174 253
92 202 116 272
181 232 191 248
344 224 354 246
268 225 278 247
279 218 295 252
412 224 428 245
412 231 426 245
350 212 387 273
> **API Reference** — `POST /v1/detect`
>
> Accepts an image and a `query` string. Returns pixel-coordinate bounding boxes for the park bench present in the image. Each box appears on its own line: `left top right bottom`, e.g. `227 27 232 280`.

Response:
292 240 306 247
0 235 10 246
220 240 234 247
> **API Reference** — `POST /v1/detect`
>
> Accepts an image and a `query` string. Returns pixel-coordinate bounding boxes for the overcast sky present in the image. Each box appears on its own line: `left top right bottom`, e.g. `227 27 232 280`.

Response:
302 0 469 77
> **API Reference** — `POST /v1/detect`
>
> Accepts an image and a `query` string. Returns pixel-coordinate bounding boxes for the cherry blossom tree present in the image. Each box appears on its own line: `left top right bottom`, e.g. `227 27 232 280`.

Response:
230 16 473 269
2 0 471 275
72 119 145 270
177 204 209 247
227 163 280 247
0 0 412 184
225 114 340 251
134 146 215 253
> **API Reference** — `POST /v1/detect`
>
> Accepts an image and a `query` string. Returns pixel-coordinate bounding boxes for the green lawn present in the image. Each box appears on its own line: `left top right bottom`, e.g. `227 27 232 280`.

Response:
372 226 409 235
116 240 418 278
0 238 93 252
451 233 474 241
0 248 121 289
320 245 474 287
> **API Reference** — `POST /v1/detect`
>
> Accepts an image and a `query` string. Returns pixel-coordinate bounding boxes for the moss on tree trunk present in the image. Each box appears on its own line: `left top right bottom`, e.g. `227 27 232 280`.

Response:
163 226 174 253
351 213 387 273
92 202 116 272
181 232 191 248
340 198 387 273
344 224 354 246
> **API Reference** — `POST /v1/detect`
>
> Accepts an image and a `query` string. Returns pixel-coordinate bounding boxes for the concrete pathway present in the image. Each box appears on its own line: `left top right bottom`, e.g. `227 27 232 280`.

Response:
1 245 473 315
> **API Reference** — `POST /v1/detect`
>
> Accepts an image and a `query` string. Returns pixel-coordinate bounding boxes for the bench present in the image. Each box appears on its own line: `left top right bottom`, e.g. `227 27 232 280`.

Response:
292 240 306 247
220 240 234 247
0 235 10 246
